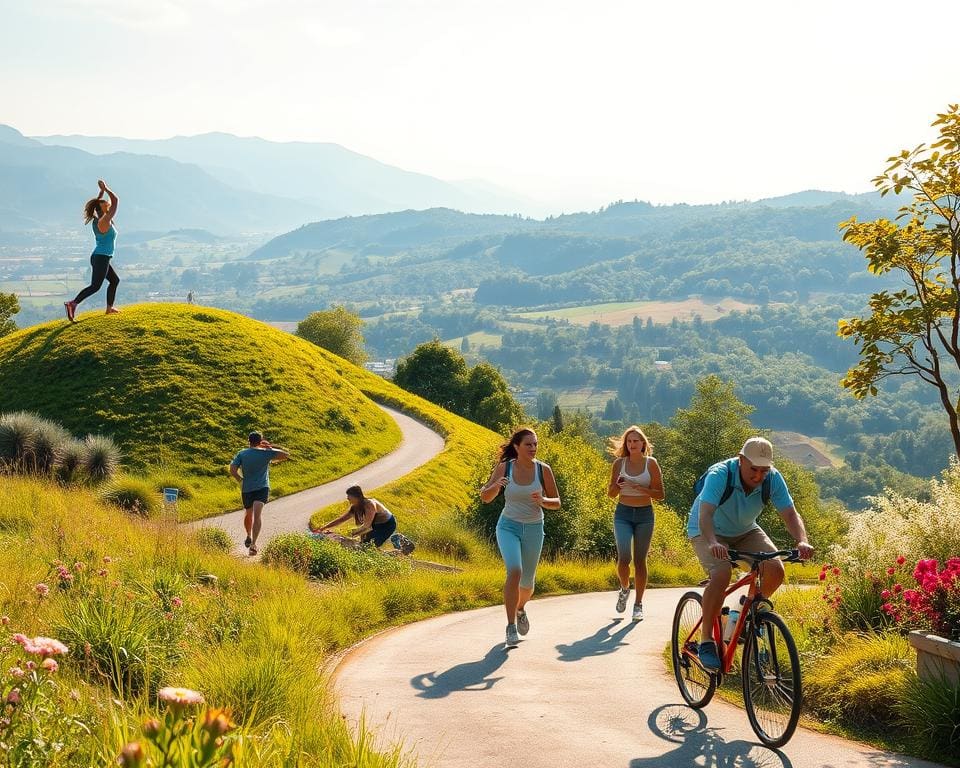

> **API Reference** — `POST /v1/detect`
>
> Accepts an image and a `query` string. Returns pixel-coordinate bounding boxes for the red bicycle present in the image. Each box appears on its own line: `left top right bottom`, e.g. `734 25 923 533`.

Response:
670 549 804 748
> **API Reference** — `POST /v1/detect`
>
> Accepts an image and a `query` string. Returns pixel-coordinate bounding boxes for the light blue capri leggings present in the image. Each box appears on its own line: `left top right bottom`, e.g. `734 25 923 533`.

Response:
613 503 654 564
495 515 545 589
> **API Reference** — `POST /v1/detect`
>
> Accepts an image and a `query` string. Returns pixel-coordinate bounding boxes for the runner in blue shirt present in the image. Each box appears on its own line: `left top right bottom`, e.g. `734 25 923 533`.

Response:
229 431 290 555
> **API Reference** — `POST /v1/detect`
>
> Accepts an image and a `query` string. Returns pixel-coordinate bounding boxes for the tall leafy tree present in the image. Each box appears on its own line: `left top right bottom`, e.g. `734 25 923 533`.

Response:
839 105 960 461
296 305 367 366
393 339 469 413
0 293 19 338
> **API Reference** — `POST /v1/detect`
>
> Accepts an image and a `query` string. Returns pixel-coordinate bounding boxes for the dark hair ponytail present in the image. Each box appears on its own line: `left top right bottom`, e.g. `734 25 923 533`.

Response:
497 428 535 463
83 198 101 224
346 484 365 524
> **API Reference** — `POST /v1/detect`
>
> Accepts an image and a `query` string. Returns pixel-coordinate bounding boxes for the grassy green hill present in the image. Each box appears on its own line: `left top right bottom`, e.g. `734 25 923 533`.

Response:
0 304 401 517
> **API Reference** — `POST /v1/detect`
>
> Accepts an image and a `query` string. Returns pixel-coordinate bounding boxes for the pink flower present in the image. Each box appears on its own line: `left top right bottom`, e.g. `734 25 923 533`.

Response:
887 567 896 576
12 634 69 657
893 583 903 594
41 658 58 673
171 597 183 609
818 571 826 581
6 688 20 705
832 567 841 576
73 562 84 572
8 667 24 679
102 556 112 564
35 583 49 598
881 589 891 599
25 661 35 671
158 687 204 707
0 616 8 626
881 602 894 614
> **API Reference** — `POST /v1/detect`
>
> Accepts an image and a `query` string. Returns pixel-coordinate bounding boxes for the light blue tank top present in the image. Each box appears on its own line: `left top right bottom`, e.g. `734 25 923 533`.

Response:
501 460 544 523
92 220 117 256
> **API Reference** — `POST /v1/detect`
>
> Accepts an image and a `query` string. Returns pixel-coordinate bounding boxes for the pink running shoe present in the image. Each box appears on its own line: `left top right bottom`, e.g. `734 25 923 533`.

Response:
63 301 76 322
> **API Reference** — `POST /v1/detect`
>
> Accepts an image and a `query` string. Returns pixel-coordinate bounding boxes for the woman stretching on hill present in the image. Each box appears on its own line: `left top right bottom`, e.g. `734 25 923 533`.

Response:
318 485 415 554
479 427 561 649
607 425 664 622
64 179 120 322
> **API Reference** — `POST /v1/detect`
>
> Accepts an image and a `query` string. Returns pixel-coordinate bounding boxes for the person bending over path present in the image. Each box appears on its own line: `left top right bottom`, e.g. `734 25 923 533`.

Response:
229 431 290 555
607 425 664 622
479 427 561 649
318 485 414 553
65 180 121 322
688 436 814 672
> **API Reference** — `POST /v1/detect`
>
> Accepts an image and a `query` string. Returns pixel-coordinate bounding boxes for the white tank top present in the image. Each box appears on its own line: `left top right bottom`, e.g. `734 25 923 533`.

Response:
619 457 651 486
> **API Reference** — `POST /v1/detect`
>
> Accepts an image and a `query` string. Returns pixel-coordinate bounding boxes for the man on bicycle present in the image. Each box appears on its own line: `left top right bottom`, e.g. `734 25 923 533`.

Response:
688 437 814 671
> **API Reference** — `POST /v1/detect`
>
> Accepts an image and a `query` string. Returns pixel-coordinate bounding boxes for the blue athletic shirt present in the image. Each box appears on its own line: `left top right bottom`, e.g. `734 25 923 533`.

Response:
230 447 285 492
687 458 793 538
92 220 117 256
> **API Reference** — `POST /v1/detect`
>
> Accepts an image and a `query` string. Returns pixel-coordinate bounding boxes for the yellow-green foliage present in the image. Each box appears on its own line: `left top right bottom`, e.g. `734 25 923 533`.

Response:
804 632 913 730
0 304 400 519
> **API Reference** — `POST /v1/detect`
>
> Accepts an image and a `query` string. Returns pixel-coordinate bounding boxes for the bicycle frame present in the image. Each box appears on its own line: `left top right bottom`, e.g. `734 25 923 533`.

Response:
681 549 795 675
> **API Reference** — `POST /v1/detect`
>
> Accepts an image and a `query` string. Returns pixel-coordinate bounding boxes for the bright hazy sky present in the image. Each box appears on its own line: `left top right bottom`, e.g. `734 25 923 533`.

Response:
2 0 958 213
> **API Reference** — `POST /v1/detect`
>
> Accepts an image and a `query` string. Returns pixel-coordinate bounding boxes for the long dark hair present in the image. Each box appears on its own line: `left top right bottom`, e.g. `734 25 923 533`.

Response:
83 198 103 224
497 428 535 463
346 484 365 524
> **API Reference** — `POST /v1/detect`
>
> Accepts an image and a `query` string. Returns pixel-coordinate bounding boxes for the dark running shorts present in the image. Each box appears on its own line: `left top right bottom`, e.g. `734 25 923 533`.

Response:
241 487 269 509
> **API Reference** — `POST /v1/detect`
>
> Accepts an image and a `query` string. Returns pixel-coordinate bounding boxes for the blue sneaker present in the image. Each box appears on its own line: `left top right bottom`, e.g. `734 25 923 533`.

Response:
698 640 721 672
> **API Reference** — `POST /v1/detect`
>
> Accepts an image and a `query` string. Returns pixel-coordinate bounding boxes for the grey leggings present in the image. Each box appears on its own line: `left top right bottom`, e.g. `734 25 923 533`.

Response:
74 254 119 306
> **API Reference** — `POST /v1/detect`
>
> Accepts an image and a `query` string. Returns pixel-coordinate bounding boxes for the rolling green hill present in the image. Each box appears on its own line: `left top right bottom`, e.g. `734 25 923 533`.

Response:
0 303 401 516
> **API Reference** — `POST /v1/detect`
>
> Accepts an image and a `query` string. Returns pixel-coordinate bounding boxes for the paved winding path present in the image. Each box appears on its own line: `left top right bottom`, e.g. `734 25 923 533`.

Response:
335 588 945 768
197 406 445 555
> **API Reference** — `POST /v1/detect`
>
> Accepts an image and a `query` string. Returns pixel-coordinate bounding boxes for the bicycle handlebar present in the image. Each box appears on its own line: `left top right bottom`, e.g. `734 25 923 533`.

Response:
726 548 803 565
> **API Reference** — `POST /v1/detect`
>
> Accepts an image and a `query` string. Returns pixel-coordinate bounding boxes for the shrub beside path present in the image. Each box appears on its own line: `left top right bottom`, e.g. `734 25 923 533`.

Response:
334 589 946 768
195 406 445 556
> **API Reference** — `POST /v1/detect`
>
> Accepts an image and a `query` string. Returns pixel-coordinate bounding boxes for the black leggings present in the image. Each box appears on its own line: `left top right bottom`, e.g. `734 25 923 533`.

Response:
74 254 120 306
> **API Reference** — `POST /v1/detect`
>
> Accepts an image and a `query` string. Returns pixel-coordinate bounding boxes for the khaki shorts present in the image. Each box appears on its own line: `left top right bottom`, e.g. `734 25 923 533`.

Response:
691 528 775 575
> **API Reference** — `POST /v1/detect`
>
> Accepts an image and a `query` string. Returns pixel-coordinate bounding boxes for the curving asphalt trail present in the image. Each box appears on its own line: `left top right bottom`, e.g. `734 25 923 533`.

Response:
196 406 445 556
334 588 946 768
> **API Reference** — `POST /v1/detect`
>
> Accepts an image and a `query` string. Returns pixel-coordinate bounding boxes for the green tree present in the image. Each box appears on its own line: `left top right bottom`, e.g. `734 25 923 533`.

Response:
465 362 524 432
552 404 564 433
0 293 19 337
460 335 471 354
296 305 367 366
393 339 467 412
839 105 960 461
660 375 756 513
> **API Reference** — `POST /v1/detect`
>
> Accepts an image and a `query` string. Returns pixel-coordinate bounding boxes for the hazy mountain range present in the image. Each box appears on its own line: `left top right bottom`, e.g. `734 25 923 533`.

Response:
0 125 533 233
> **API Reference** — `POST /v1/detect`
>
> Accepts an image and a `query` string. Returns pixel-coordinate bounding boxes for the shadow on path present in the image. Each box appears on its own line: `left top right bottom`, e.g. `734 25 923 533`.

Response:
410 643 508 699
629 704 795 768
555 618 638 661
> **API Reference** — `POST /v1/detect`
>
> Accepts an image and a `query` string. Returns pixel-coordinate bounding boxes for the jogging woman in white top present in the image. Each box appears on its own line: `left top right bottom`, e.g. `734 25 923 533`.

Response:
607 425 664 621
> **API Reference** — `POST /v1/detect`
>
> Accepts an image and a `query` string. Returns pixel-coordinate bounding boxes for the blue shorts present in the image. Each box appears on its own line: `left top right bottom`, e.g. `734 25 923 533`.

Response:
361 515 397 547
613 502 654 563
496 515 544 590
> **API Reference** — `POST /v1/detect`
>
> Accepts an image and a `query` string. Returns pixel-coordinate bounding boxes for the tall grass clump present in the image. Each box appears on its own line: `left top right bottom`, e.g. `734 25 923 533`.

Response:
261 533 409 580
803 632 913 731
84 434 122 483
896 674 960 762
101 475 161 516
195 526 233 553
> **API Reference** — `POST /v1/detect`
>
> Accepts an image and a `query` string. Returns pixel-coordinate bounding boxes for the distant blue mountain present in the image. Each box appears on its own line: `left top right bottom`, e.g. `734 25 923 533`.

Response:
32 131 536 218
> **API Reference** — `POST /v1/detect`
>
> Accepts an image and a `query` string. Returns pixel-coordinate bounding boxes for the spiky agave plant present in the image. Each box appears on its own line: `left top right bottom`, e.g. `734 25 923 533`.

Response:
30 417 70 475
56 438 87 485
0 411 40 471
84 434 122 484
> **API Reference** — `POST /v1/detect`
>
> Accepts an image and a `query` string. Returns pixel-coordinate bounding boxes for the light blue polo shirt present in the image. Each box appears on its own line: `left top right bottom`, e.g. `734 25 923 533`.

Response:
687 458 794 538
230 447 284 492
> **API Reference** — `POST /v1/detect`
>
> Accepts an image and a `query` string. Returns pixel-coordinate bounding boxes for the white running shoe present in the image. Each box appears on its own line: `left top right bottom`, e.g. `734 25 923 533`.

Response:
632 602 644 622
505 624 520 648
517 609 530 636
616 587 630 613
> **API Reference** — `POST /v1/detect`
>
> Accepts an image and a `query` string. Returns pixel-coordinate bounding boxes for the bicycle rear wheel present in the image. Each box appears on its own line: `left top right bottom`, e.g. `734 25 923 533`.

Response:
671 591 716 708
741 610 801 748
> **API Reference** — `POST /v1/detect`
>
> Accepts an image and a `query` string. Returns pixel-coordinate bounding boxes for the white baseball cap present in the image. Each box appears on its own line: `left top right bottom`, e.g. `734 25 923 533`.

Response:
740 437 773 467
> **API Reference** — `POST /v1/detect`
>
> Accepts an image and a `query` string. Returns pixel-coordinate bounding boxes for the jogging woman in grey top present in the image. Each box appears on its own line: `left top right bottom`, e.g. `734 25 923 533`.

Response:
479 427 561 649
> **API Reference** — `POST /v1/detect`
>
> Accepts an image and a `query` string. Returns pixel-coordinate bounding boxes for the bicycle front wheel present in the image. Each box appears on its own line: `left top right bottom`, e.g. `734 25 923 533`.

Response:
741 610 801 748
671 591 716 708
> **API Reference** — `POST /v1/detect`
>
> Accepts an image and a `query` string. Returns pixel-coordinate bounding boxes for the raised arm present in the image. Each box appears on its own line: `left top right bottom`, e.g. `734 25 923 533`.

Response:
97 179 118 231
